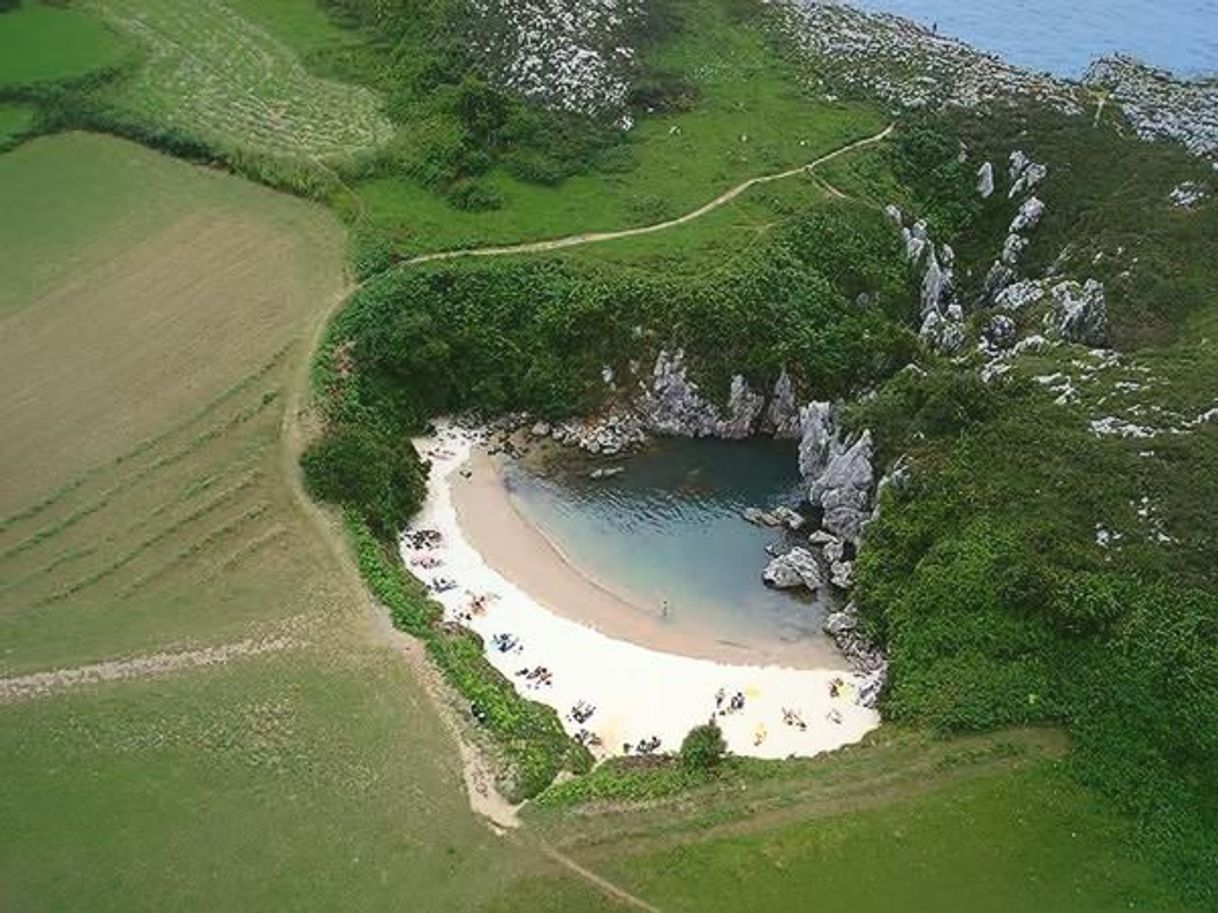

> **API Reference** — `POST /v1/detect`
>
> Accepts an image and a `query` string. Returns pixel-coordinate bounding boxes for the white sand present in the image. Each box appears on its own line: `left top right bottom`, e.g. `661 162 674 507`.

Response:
403 423 879 761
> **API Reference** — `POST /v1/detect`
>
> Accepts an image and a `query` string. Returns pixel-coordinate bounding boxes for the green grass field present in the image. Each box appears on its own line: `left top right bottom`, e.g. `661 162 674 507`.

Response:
347 0 884 256
0 132 594 912
0 3 126 87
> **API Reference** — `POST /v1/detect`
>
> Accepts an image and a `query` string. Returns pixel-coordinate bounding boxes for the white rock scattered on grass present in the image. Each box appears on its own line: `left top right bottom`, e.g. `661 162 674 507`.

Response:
977 161 995 197
470 0 643 123
1009 197 1045 233
1084 55 1218 158
995 279 1046 311
1051 279 1108 347
1169 181 1208 207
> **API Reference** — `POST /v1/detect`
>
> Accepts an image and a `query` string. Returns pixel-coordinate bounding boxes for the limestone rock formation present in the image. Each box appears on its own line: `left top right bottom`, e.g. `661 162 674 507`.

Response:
983 314 1018 350
995 279 1046 311
764 368 802 437
977 161 994 198
809 431 875 543
762 547 822 590
1009 197 1045 233
797 401 836 479
719 374 765 438
1051 279 1108 346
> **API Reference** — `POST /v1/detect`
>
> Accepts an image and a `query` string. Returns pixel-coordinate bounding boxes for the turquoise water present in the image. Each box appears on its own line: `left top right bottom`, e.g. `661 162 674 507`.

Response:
503 437 836 659
852 0 1218 77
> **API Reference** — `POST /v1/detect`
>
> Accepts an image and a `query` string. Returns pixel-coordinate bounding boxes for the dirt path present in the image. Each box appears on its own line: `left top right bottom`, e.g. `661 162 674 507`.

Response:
0 625 304 703
535 839 666 913
403 124 894 267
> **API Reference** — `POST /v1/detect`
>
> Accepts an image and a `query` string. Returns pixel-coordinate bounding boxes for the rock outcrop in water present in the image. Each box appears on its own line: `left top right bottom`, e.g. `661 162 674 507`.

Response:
762 547 822 590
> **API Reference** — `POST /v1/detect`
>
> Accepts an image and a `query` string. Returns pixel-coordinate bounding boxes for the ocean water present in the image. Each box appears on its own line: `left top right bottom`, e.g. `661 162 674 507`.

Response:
503 437 836 659
851 0 1218 77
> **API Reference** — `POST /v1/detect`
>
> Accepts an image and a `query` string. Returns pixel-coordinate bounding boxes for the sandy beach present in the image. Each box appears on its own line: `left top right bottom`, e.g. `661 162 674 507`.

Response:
404 423 879 761
453 447 846 670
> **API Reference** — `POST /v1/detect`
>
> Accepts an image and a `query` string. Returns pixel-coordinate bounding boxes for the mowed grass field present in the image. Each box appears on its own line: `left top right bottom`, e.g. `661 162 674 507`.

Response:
0 3 126 87
83 0 392 157
0 132 607 912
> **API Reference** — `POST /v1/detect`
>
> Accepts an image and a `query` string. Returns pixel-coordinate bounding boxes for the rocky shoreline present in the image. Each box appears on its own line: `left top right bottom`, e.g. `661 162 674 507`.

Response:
772 1 1218 165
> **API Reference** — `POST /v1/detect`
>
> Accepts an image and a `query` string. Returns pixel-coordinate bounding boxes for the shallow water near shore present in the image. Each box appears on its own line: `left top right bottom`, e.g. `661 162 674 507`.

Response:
502 436 837 661
850 0 1218 77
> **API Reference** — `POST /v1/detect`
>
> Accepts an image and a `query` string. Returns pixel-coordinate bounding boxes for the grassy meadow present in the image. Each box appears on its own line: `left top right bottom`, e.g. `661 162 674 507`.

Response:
0 3 126 87
0 131 598 912
345 0 884 256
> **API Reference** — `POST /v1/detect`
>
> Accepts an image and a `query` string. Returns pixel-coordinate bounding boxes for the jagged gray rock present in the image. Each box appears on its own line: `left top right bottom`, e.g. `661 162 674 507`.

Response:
1008 150 1030 182
1051 279 1108 346
1001 232 1028 266
1009 161 1047 198
771 505 806 530
884 203 903 225
830 560 855 589
995 279 1045 311
920 247 945 315
1084 55 1218 157
1009 197 1045 233
809 430 875 543
636 349 719 436
919 308 966 353
764 368 801 437
977 161 994 198
762 547 822 590
984 314 1018 349
797 402 836 479
720 374 765 438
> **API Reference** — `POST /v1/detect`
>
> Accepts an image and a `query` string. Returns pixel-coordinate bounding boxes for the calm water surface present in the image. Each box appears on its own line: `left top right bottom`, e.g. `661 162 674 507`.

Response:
851 0 1218 77
503 438 834 657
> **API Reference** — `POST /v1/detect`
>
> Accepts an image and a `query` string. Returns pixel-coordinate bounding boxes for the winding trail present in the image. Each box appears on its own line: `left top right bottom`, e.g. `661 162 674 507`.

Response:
403 124 894 266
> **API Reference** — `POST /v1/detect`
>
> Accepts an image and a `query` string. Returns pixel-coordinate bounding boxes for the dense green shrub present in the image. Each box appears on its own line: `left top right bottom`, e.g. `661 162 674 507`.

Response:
301 425 426 537
680 722 727 770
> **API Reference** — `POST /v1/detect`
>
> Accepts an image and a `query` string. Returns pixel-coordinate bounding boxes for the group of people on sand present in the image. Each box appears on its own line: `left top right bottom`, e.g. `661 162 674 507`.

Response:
515 665 553 688
626 735 662 756
491 632 522 654
714 687 747 715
